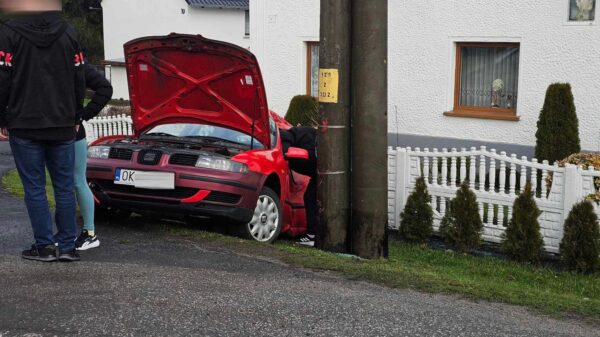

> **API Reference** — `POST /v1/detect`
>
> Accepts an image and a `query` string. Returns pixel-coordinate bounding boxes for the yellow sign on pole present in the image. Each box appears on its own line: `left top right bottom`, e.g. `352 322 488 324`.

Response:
318 68 339 103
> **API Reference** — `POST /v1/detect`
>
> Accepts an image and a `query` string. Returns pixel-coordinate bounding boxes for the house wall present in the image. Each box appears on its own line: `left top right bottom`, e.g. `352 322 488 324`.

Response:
251 0 600 155
104 65 129 101
102 0 250 98
249 0 320 115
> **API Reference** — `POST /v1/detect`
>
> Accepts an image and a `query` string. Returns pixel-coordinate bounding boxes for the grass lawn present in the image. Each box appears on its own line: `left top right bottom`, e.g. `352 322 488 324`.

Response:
2 169 599 322
2 169 55 208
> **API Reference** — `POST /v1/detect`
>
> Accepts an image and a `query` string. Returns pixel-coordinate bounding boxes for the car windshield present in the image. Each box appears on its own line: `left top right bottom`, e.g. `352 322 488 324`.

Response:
143 123 264 149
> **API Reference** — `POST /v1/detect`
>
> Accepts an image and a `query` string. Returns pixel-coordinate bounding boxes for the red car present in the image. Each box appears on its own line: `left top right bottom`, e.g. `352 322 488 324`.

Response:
86 34 311 242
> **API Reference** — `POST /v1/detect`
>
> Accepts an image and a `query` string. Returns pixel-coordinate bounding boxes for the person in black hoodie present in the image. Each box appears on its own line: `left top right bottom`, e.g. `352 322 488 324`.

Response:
280 126 318 246
0 0 86 262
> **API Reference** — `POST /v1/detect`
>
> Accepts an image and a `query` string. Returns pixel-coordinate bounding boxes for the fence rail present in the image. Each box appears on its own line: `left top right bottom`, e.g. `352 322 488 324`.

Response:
388 146 600 254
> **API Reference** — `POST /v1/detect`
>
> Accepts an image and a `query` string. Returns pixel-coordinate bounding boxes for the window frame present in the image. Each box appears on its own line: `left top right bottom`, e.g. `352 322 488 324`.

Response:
444 42 521 121
306 42 319 97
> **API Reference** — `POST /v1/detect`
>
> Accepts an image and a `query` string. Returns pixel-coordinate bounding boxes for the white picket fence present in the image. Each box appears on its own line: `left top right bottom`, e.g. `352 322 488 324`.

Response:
82 114 133 142
388 146 600 254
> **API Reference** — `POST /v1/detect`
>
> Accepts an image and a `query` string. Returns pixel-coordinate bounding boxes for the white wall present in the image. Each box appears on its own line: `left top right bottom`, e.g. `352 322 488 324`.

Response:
102 0 250 99
250 0 320 115
252 0 600 151
103 0 249 60
104 65 129 101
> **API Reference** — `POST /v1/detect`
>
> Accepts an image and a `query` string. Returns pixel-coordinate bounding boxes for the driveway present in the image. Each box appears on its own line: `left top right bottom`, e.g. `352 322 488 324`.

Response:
0 141 598 337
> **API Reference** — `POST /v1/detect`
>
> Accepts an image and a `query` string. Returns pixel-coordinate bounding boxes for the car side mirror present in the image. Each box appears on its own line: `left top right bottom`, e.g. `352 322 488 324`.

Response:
286 147 309 160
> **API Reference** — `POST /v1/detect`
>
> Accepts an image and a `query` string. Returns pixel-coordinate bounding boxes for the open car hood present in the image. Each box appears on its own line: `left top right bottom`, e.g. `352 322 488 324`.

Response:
124 34 271 148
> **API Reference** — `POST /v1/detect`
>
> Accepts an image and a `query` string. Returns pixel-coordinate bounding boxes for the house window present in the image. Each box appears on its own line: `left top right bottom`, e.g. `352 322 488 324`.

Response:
570 0 596 21
306 42 319 97
445 43 520 121
245 10 250 36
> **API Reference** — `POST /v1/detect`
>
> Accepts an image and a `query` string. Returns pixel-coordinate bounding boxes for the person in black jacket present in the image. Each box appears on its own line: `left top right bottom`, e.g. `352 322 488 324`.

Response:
280 126 318 246
74 63 113 251
0 0 86 262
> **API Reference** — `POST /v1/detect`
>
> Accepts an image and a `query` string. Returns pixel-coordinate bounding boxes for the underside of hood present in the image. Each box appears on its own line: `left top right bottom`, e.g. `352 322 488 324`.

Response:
124 34 271 148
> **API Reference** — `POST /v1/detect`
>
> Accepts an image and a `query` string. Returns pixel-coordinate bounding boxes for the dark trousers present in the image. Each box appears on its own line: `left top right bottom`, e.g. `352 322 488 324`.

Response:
290 157 318 235
304 173 318 235
9 135 77 252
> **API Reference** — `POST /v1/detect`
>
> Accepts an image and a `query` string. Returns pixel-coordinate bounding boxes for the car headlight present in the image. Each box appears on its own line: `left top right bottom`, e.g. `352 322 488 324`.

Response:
88 146 110 159
195 156 248 174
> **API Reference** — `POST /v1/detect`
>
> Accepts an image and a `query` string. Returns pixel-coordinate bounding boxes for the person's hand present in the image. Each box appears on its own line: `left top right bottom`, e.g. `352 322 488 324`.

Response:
0 127 8 140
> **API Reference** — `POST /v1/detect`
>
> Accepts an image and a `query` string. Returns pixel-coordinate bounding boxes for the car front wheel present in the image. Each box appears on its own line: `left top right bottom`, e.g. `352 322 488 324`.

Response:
244 187 282 243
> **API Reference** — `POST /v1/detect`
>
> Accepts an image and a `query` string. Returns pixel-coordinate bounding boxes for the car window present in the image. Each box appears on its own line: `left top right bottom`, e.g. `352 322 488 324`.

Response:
145 123 264 149
270 118 277 148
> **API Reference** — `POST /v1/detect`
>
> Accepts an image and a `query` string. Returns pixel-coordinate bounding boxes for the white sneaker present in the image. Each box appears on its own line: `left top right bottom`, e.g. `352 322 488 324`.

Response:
75 230 100 251
298 234 315 247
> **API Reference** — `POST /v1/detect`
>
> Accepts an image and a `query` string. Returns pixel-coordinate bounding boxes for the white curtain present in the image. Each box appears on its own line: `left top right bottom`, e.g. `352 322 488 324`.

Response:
459 46 520 109
310 44 320 97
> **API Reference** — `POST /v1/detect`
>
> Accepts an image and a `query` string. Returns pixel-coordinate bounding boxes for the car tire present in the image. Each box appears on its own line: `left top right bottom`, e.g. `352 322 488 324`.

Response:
242 187 282 243
95 206 132 222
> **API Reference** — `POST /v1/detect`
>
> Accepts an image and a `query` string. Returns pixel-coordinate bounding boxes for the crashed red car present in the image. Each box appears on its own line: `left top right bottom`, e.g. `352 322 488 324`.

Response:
86 34 310 242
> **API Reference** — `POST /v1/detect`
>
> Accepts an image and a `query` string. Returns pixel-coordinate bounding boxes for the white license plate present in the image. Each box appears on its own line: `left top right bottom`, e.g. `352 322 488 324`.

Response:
114 169 175 190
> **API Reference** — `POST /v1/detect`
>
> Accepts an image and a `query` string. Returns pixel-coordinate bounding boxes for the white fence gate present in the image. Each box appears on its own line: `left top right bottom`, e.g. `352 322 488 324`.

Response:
388 146 600 254
82 114 133 142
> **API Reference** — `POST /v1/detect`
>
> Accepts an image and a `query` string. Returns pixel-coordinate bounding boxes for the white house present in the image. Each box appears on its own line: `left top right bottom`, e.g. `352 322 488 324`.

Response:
101 0 250 100
250 0 600 156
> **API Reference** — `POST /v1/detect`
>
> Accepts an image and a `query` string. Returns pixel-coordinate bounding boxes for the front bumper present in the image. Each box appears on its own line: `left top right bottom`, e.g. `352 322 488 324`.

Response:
87 160 263 223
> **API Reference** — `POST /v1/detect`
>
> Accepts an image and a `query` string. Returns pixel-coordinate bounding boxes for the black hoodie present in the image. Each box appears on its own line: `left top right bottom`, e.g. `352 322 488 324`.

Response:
0 11 86 141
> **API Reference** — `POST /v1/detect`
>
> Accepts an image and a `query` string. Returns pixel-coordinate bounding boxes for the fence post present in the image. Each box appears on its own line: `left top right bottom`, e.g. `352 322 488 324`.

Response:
395 147 409 229
562 164 583 221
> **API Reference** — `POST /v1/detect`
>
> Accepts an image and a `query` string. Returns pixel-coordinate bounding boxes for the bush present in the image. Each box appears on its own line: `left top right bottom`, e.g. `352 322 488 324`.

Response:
285 95 319 127
560 201 600 274
399 177 433 244
535 83 580 164
502 182 544 263
440 181 483 253
545 152 600 203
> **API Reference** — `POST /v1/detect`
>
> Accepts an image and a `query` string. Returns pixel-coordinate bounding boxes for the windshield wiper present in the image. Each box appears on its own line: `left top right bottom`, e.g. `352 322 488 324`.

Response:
184 136 249 149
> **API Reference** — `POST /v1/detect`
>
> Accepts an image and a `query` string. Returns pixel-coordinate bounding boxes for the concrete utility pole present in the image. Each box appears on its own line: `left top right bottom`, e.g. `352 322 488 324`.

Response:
316 0 352 253
350 0 388 259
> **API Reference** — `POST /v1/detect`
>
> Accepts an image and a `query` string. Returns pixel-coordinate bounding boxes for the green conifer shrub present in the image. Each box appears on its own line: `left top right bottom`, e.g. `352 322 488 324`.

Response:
439 181 483 253
399 177 433 244
284 95 319 127
535 83 580 164
560 200 600 274
502 182 544 263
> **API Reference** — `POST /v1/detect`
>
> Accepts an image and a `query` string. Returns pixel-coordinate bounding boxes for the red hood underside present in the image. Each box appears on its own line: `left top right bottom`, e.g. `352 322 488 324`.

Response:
124 34 271 147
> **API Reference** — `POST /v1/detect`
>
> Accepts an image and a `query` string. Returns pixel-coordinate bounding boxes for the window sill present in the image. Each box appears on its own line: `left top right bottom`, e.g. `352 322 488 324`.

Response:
444 110 520 121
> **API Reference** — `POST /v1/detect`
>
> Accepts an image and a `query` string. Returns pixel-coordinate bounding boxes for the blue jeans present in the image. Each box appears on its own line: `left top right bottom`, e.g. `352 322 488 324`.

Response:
9 135 77 252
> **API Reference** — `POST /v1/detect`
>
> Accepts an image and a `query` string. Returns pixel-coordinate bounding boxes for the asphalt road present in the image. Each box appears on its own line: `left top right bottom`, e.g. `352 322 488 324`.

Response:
0 141 598 337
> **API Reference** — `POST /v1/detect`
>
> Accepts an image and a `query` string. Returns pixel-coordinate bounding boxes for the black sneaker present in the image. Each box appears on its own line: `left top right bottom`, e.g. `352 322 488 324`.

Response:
298 234 315 247
21 244 57 262
58 249 81 262
75 230 100 251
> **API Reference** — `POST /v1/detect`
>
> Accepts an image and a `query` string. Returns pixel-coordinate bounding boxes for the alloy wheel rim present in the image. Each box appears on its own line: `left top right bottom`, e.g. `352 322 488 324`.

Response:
248 195 279 242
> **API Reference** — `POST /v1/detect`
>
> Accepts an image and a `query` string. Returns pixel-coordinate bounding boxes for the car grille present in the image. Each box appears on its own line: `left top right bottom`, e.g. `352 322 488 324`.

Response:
109 148 133 161
137 149 163 165
169 153 199 167
204 191 241 205
94 180 198 199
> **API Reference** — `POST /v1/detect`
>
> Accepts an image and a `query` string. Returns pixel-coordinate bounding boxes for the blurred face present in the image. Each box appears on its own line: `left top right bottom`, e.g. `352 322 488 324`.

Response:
0 0 61 13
